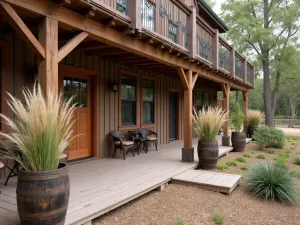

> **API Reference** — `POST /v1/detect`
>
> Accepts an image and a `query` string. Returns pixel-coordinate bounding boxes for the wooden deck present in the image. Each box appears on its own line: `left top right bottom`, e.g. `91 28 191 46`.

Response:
0 138 247 225
172 169 241 194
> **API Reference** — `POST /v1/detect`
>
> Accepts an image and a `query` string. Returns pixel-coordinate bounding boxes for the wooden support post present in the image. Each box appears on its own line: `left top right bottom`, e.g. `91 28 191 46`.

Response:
128 0 141 31
187 6 196 59
38 17 58 95
212 29 219 71
242 91 248 132
221 83 231 146
179 68 194 162
230 47 235 77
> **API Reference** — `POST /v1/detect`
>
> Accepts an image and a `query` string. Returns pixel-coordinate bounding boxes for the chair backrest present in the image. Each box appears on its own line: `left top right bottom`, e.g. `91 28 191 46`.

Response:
137 128 152 138
110 130 132 141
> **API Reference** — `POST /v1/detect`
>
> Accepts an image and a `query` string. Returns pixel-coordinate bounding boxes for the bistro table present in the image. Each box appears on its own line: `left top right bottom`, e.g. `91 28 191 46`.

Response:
127 130 147 155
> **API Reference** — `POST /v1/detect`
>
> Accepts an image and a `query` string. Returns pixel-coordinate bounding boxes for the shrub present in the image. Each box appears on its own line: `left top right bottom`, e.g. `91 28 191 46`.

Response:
213 211 225 225
247 110 263 126
0 85 75 172
192 106 227 141
240 165 248 171
236 156 247 163
230 101 244 132
176 219 185 225
243 153 252 158
256 154 266 159
247 163 298 205
274 157 289 170
268 149 276 154
253 126 284 149
290 170 300 179
226 160 238 166
216 164 228 170
293 156 300 165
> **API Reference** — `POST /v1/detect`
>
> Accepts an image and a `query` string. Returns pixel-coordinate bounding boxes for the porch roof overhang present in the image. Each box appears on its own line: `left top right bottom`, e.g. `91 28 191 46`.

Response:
0 0 251 91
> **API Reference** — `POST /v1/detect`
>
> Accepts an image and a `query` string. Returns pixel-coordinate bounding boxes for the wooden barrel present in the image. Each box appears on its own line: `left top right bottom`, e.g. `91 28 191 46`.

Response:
16 163 70 225
248 125 258 138
231 132 246 152
197 140 219 169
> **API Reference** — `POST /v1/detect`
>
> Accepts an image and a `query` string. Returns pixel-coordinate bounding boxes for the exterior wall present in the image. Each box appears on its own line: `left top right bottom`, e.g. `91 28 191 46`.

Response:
2 33 218 159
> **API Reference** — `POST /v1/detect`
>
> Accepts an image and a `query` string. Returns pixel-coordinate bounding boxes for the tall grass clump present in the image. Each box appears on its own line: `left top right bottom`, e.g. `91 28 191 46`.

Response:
247 110 263 126
192 106 227 141
247 163 298 205
0 84 75 172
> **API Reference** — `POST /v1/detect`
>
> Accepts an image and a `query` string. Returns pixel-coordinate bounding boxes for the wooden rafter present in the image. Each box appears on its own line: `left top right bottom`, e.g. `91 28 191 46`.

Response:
86 48 126 56
58 31 89 62
177 67 189 90
0 1 45 59
192 73 198 89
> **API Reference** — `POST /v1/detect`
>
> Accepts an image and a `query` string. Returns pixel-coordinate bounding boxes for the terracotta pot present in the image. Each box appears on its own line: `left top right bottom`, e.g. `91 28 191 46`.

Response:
197 140 219 169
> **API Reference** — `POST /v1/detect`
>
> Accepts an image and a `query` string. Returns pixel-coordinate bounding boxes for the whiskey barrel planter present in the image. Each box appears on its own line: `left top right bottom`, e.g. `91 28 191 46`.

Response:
197 140 219 169
248 125 258 138
16 163 70 225
231 132 246 152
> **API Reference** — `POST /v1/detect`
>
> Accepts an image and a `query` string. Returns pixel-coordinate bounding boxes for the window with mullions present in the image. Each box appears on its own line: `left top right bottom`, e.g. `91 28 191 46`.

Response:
142 79 155 124
121 75 137 126
142 0 156 31
203 92 210 109
195 92 203 113
168 21 178 44
63 77 88 107
116 0 128 15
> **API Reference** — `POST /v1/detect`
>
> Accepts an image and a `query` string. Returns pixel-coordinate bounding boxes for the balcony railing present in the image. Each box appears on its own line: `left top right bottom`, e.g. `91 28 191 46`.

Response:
218 40 231 72
247 63 254 86
196 23 213 62
235 54 243 80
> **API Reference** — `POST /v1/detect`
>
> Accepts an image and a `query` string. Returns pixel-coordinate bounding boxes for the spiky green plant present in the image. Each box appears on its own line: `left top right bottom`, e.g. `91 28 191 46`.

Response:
240 165 248 171
247 163 298 205
192 106 227 141
213 211 225 225
256 154 266 159
243 153 252 158
0 85 76 172
216 164 228 170
236 156 247 163
293 156 300 165
226 160 237 166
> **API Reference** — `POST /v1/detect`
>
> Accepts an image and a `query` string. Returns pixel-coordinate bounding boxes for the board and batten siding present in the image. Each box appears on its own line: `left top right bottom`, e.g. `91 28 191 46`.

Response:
2 34 186 158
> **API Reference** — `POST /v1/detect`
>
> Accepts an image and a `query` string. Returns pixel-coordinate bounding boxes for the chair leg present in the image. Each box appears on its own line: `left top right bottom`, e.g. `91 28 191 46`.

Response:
145 142 149 153
112 147 117 158
122 149 126 160
131 147 135 157
155 141 158 151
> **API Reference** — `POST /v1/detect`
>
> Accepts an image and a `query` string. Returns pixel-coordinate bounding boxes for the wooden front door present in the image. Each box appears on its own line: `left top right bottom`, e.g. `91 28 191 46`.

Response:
59 73 92 160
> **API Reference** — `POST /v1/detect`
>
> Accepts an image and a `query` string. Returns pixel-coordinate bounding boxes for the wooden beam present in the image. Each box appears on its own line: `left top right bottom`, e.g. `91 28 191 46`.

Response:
177 67 189 90
0 1 45 59
106 18 115 27
86 48 126 56
3 0 250 91
222 83 231 137
192 73 198 89
58 31 89 62
38 17 58 95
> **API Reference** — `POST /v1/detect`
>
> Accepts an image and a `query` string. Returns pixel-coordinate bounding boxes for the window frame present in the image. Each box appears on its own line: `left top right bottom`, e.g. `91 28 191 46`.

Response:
168 20 179 44
141 75 156 128
116 0 128 15
141 0 156 31
118 70 140 130
0 41 8 132
194 91 203 112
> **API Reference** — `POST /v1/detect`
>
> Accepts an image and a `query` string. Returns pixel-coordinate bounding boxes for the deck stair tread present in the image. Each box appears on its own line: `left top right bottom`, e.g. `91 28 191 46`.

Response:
172 169 241 194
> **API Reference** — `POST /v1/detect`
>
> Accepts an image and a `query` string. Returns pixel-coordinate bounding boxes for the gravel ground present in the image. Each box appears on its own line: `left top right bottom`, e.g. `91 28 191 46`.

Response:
93 139 300 225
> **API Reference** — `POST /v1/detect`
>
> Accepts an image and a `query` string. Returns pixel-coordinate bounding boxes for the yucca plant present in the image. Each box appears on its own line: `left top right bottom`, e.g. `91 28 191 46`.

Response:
247 110 263 126
0 84 75 172
192 106 227 141
247 163 299 205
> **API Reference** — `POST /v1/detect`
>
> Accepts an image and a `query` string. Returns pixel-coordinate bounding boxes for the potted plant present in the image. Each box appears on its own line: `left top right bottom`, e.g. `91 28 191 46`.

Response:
0 85 75 225
230 102 246 152
192 106 227 169
247 110 262 138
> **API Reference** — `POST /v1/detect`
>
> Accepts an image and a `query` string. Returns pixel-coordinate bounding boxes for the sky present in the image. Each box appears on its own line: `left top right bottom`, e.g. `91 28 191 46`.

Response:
212 0 225 15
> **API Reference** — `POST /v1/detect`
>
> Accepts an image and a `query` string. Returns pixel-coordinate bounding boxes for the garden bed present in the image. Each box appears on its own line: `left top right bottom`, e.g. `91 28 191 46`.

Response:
93 137 300 225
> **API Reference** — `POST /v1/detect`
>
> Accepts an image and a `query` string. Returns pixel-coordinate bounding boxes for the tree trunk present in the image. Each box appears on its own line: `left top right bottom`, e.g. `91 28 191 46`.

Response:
263 58 273 126
271 70 280 119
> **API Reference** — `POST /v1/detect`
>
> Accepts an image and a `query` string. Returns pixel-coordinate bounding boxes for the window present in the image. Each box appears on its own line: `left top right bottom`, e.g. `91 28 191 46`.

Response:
116 0 128 15
63 77 88 107
195 92 202 112
203 93 210 109
142 79 155 124
142 0 156 31
121 75 137 126
168 21 178 43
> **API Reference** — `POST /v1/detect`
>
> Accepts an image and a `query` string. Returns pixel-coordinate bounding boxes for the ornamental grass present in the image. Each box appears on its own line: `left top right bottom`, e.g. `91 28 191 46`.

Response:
247 110 263 126
0 84 76 172
192 106 227 141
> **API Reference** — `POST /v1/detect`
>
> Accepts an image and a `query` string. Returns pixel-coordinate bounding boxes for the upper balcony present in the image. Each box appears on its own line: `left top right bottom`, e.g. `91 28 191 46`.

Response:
80 0 254 88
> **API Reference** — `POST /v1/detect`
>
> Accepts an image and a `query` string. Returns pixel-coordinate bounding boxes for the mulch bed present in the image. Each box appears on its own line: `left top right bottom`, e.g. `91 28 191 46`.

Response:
93 138 300 225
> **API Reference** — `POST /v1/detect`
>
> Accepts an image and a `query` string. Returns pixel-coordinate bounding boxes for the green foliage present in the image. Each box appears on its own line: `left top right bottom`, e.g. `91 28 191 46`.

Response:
247 163 298 205
243 153 252 158
285 136 300 141
247 110 262 126
253 126 284 149
213 211 225 225
278 149 291 159
240 165 249 171
293 156 300 165
256 154 266 159
226 160 238 166
175 219 185 225
290 170 300 179
274 157 289 170
230 101 244 132
216 164 228 170
236 156 247 163
268 149 276 154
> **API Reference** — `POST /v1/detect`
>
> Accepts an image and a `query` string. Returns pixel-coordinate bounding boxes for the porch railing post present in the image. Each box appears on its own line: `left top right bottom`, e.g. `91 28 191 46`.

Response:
243 59 247 83
38 17 58 95
212 29 219 71
230 47 235 77
221 83 231 146
128 0 142 31
187 6 196 59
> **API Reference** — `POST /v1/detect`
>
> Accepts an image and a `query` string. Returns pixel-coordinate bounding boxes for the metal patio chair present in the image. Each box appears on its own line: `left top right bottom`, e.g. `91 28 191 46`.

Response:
110 130 135 160
137 128 158 153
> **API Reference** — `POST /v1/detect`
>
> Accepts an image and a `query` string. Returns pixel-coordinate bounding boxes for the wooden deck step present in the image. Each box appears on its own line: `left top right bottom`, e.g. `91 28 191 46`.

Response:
172 169 241 194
